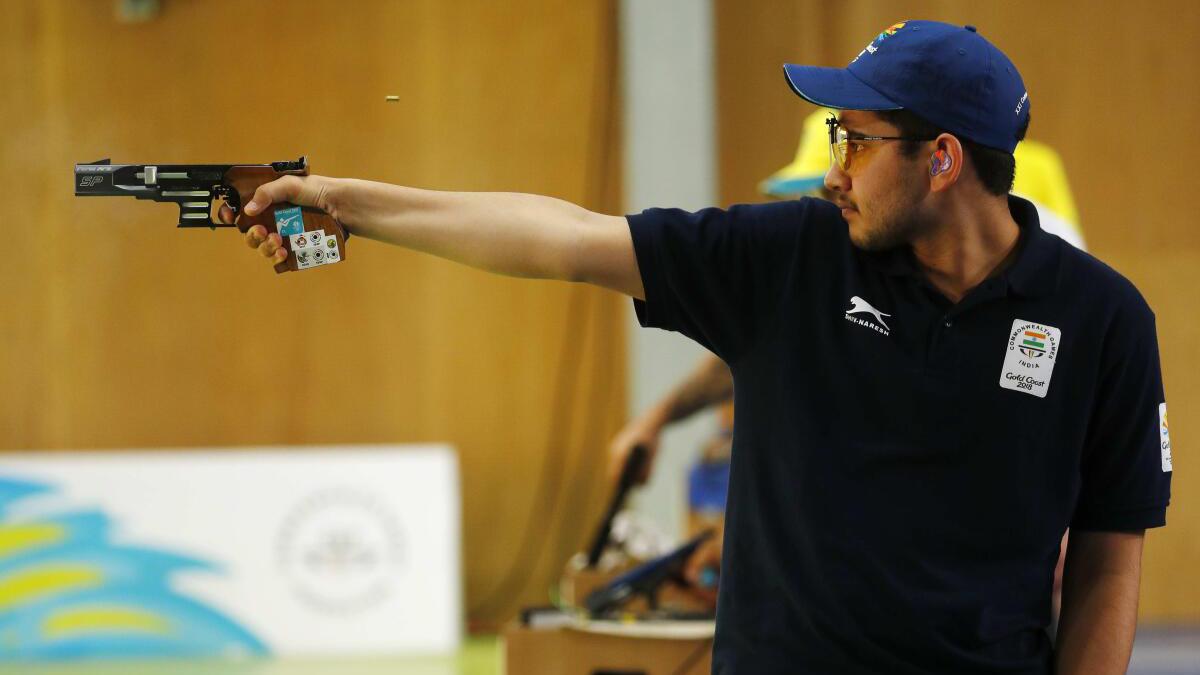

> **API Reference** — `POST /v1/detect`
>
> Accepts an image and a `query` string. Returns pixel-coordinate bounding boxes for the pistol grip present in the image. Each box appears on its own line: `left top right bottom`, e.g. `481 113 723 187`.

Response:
235 202 347 273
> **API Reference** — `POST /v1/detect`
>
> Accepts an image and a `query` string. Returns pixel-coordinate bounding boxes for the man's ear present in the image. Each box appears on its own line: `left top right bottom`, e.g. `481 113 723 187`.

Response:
928 133 964 192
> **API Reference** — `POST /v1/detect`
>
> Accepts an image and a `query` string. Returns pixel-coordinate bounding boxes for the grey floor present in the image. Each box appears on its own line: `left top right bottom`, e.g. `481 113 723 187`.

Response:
1129 626 1200 675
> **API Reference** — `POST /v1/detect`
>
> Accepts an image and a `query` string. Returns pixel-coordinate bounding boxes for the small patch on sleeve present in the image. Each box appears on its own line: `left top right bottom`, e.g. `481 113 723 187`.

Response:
1160 402 1172 473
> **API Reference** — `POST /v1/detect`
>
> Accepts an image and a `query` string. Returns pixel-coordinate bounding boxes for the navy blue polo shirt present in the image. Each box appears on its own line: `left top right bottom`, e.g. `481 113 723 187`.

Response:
627 195 1171 675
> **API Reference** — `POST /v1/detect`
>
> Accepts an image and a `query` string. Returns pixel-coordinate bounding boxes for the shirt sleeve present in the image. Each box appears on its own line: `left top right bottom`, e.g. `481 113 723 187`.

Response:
626 198 826 364
1072 297 1172 531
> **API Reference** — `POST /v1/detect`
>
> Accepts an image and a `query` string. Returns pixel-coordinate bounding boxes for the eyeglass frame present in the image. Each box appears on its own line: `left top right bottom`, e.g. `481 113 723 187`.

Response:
825 115 938 172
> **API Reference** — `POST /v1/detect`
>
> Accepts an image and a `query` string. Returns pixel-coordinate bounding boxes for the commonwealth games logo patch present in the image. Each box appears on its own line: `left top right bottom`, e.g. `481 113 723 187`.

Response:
999 319 1061 398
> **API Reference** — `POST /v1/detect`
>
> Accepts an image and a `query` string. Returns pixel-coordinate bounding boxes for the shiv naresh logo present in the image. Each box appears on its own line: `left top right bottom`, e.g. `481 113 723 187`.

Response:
844 295 891 336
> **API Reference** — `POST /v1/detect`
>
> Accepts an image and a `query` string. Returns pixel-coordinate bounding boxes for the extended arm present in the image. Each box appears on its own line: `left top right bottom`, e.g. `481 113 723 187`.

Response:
1053 529 1144 674
222 175 644 298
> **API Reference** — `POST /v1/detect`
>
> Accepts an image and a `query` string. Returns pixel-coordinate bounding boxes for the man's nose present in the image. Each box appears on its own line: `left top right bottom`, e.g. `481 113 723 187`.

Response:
824 162 850 194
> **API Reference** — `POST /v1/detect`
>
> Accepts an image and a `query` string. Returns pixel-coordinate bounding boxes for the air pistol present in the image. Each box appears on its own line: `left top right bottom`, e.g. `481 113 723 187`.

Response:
74 156 346 273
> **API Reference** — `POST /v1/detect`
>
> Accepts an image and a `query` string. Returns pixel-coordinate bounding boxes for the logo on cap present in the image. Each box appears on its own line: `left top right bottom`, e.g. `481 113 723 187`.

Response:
877 21 907 41
853 21 907 61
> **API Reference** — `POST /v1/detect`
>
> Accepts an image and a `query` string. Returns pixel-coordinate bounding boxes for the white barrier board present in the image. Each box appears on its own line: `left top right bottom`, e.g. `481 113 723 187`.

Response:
0 445 461 660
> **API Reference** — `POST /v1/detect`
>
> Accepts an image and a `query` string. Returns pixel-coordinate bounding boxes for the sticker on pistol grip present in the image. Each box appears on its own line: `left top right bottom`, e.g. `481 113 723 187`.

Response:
274 206 304 237
290 229 334 270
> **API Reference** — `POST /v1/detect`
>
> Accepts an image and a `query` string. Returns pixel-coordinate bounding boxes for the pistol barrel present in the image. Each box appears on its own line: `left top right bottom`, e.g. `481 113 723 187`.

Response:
74 158 308 229
75 161 238 228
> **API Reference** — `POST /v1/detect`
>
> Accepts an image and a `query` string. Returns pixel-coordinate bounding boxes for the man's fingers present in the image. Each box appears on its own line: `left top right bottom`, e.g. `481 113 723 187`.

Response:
263 244 287 263
243 175 312 216
259 244 287 262
258 233 283 258
225 186 291 268
243 179 289 216
241 226 286 265
244 225 269 248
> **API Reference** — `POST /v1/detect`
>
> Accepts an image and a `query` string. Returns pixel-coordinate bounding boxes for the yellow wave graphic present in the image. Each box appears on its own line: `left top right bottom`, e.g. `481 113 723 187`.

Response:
0 565 103 611
43 606 173 639
0 479 268 658
0 523 64 557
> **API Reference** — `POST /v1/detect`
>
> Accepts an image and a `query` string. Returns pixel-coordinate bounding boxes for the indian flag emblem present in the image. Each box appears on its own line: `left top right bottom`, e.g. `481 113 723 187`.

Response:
1019 330 1047 358
1001 320 1061 398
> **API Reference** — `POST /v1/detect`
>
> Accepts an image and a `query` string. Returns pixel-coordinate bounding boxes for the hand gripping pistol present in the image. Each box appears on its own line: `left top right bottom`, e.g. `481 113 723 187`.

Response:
74 156 346 273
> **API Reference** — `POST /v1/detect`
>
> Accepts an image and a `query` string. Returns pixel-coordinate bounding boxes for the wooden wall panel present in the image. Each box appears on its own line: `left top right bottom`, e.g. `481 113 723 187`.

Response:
0 0 624 627
716 0 1200 621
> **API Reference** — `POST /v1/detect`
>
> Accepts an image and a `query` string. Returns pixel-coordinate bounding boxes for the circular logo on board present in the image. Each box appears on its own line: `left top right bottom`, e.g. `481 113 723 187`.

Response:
276 488 405 615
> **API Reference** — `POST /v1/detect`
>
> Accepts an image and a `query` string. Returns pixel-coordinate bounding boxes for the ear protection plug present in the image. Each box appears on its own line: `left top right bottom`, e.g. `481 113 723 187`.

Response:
930 150 952 176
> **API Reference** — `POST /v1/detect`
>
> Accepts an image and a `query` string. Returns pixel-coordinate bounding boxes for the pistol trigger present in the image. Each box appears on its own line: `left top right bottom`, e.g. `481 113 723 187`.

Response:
215 186 240 214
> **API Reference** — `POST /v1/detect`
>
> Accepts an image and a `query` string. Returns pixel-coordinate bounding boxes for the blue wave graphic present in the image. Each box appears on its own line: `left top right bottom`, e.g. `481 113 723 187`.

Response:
0 477 267 660
0 480 50 516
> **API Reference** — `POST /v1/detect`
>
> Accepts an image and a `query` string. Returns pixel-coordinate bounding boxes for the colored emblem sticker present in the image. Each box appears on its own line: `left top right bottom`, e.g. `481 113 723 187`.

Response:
290 229 334 270
999 319 1061 398
1160 402 1172 472
853 21 907 61
274 206 304 237
877 21 906 41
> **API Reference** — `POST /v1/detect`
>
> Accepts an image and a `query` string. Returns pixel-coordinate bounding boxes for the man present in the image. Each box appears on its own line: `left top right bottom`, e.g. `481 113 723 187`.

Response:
609 108 1089 485
224 20 1169 674
612 107 1091 622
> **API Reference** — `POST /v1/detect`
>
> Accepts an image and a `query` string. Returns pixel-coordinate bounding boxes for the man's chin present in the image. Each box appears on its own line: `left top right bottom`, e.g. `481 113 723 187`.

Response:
847 222 878 250
849 223 903 252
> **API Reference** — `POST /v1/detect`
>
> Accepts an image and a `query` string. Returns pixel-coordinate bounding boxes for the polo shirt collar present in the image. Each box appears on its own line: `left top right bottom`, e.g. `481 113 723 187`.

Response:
1003 195 1062 298
864 195 1061 298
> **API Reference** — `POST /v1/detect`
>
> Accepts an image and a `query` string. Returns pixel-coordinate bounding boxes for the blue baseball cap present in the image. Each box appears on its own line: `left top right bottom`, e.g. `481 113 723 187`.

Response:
783 20 1029 153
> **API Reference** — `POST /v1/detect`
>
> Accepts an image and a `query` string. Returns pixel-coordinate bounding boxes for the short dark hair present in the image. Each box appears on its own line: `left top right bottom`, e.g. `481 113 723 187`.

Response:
875 109 1029 196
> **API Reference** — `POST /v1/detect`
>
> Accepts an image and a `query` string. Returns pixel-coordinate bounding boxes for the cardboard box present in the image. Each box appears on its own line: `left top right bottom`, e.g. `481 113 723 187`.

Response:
504 620 712 675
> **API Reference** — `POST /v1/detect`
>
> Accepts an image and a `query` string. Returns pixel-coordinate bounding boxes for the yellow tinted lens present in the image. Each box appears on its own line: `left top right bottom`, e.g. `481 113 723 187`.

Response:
833 127 849 170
